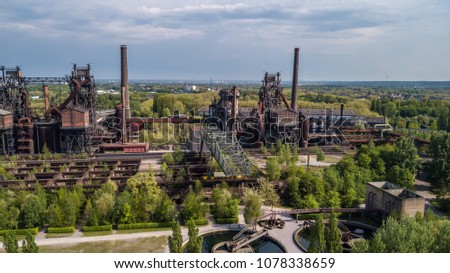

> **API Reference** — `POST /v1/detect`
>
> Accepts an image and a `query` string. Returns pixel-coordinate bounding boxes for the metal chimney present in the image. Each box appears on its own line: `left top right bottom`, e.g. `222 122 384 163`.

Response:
291 48 299 111
121 45 130 119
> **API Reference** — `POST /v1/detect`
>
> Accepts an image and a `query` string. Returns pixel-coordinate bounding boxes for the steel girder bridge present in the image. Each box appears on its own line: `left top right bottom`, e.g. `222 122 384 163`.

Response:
200 127 252 177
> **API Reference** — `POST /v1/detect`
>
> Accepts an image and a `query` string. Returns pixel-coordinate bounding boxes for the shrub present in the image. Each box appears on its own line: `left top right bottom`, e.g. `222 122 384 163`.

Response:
82 225 112 232
0 227 39 236
215 217 239 224
47 227 75 234
184 218 208 226
117 222 174 230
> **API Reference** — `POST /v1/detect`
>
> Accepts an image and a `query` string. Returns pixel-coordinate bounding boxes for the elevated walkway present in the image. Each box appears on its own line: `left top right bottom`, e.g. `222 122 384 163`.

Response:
200 127 252 176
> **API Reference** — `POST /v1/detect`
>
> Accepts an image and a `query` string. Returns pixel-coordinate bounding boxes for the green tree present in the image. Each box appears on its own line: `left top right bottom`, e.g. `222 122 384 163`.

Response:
154 193 177 222
162 108 171 117
323 190 341 208
386 166 415 189
211 184 231 218
0 199 19 230
94 193 116 225
393 137 419 173
308 214 326 253
368 233 386 253
434 220 450 252
429 133 450 190
21 231 39 253
325 212 342 253
83 199 95 226
186 220 202 253
20 193 46 228
59 194 77 227
384 102 398 119
266 157 281 181
46 203 63 227
181 190 208 222
168 221 183 253
173 146 184 164
351 240 369 253
162 153 175 165
301 194 319 209
243 189 262 224
2 230 18 253
113 191 134 225
258 178 280 210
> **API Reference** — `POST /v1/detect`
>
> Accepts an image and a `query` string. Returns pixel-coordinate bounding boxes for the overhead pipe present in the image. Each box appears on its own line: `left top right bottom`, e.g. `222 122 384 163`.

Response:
291 48 299 111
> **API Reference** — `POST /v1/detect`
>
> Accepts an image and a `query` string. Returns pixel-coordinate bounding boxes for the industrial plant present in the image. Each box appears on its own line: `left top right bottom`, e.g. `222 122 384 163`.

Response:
0 45 405 180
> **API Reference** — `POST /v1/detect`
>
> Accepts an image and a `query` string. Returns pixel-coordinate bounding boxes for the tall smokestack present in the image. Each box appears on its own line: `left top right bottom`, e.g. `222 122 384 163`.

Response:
121 45 130 119
43 85 49 111
291 48 299 111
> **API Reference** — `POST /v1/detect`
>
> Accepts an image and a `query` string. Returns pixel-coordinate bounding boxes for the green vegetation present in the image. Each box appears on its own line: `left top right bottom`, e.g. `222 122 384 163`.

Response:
82 225 112 232
353 212 450 253
2 230 38 253
2 230 18 253
0 171 177 237
243 189 262 224
186 220 202 253
168 222 183 253
325 212 342 253
181 182 209 224
117 222 174 230
307 212 342 253
47 227 75 234
258 178 280 210
281 138 419 209
211 183 239 221
428 132 450 193
308 214 326 253
21 231 39 253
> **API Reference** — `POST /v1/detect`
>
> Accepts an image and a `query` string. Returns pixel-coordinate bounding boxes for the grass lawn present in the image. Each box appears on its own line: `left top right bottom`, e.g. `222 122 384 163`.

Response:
323 155 342 163
38 236 168 253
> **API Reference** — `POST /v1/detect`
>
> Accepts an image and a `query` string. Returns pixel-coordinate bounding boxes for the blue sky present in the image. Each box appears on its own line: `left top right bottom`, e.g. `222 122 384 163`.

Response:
1 0 449 81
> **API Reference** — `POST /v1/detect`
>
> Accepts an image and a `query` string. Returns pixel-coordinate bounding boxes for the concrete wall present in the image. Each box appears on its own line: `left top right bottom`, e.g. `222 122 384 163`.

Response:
401 198 425 217
366 182 425 217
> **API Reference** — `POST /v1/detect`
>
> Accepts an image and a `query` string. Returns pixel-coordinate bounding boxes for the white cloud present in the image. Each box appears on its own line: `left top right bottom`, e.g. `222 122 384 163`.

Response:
0 0 449 80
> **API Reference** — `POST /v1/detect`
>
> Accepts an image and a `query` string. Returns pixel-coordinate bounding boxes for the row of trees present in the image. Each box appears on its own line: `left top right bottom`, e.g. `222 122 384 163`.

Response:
371 96 450 131
168 220 203 253
308 212 342 253
2 231 39 253
428 132 450 193
0 171 177 231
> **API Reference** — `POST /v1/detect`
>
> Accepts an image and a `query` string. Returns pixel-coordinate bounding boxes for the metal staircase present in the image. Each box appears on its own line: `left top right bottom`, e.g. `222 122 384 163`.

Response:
200 127 252 176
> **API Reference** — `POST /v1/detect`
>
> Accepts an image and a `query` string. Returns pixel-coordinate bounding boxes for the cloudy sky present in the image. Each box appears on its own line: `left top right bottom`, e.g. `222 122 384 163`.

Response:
1 0 449 81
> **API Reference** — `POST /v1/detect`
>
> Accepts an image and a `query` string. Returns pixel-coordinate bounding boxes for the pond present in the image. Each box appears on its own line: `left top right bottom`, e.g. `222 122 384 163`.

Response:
199 230 286 253
297 221 376 252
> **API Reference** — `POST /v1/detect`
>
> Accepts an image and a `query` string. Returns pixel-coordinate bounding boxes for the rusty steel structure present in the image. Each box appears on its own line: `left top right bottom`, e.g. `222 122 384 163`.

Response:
0 46 411 159
0 64 104 155
204 48 398 150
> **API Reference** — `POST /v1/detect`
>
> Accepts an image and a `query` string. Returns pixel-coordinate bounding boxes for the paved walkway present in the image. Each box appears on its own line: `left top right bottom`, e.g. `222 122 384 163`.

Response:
33 207 304 253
